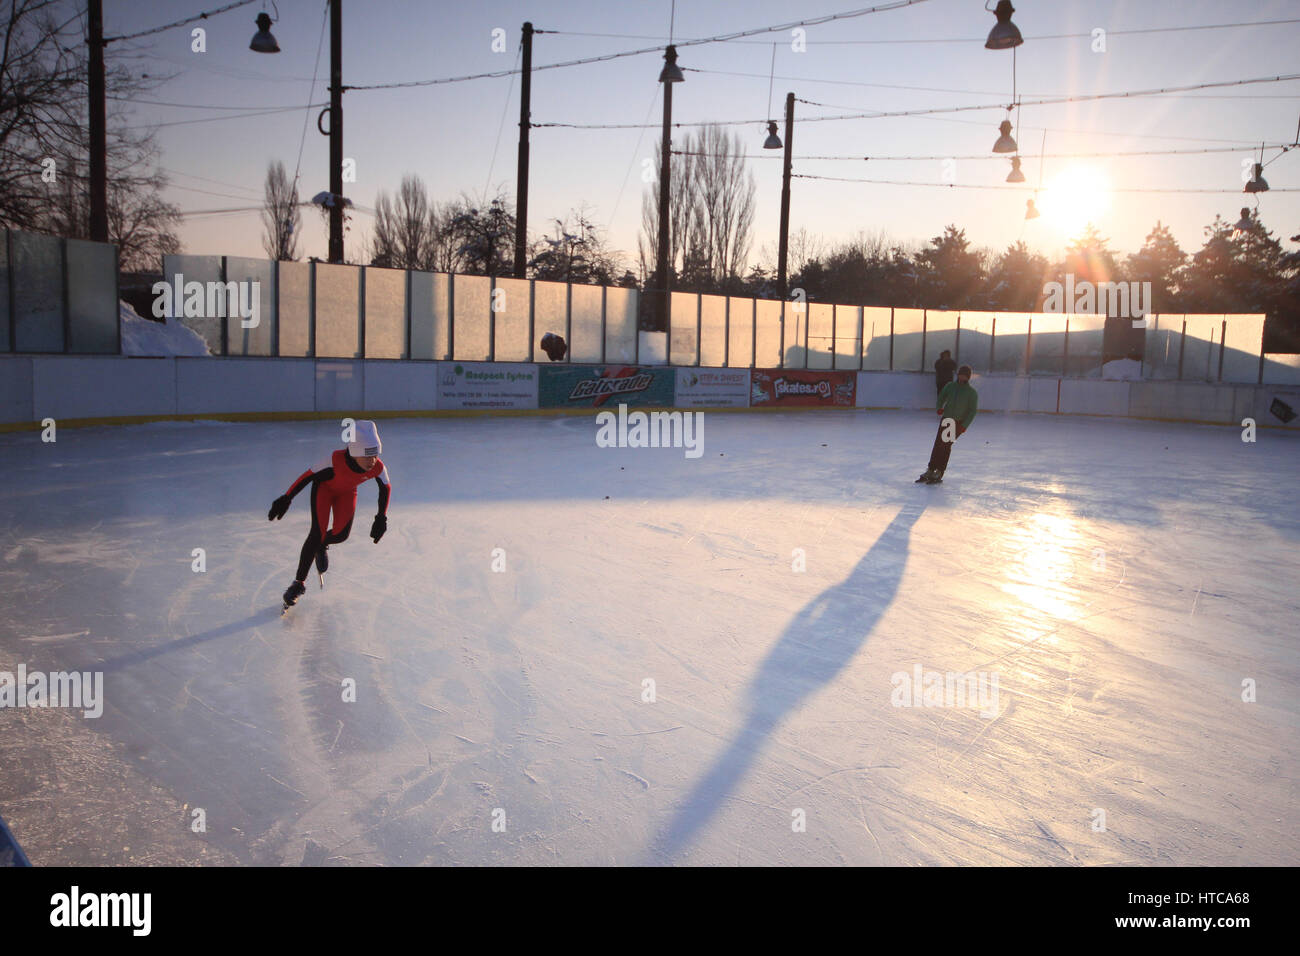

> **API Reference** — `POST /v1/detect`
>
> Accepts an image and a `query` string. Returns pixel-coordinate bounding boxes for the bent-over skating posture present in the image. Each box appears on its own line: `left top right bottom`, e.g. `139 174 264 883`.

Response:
917 365 978 484
268 420 391 607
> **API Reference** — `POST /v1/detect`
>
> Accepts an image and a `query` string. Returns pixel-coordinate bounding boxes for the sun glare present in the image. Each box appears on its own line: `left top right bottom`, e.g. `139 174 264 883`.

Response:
1041 165 1112 237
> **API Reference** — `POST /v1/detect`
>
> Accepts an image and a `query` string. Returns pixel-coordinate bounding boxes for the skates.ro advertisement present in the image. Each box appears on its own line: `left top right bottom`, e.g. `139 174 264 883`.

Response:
674 368 751 408
437 362 538 410
538 365 675 409
750 368 856 407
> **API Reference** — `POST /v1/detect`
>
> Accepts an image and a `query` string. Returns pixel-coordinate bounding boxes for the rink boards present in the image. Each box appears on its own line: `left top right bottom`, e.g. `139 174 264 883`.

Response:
0 354 1297 432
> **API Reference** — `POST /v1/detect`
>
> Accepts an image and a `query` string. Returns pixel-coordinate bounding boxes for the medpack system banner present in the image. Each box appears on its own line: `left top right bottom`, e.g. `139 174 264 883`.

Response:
750 368 856 407
674 368 751 407
436 362 538 410
538 364 675 409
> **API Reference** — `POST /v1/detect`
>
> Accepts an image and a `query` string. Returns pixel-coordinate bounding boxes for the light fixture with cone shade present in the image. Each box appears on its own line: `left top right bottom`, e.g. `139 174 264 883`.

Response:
250 12 280 53
985 0 1023 50
1006 156 1025 182
763 121 783 149
1025 197 1039 220
1244 162 1269 193
993 119 1017 153
1234 207 1253 231
659 45 684 83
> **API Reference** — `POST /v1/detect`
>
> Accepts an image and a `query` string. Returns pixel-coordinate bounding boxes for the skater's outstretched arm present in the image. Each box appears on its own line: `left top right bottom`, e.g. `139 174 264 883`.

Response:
370 465 391 542
268 457 334 520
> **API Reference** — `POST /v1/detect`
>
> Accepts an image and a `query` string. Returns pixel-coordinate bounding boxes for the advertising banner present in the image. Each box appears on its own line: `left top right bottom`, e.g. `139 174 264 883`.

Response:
538 364 675 409
750 368 856 407
674 368 750 407
436 361 538 410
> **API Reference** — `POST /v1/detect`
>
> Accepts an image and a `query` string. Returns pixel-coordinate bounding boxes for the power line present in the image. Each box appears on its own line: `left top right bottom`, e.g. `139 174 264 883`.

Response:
345 0 931 91
792 172 1298 193
107 96 323 111
672 143 1294 162
122 103 327 130
104 0 258 44
539 17 1300 46
533 72 1300 129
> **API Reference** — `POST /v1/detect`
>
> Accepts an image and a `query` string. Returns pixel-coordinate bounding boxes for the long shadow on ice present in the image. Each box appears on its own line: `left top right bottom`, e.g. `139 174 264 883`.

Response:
650 504 924 862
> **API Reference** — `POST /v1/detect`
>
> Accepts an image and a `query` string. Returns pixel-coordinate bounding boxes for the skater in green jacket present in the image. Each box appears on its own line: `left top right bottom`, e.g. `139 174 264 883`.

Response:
917 365 978 484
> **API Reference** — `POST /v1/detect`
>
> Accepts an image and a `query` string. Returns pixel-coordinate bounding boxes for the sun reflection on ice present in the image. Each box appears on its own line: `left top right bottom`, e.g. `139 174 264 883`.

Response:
999 509 1088 628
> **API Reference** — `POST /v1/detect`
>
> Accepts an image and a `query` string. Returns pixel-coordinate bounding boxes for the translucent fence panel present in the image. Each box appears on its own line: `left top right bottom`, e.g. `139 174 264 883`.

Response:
12 232 64 353
991 313 1030 374
783 303 808 367
957 311 994 372
409 271 450 360
570 284 603 363
65 238 117 354
923 310 958 370
834 305 861 370
1065 314 1105 377
532 280 567 359
1221 314 1264 383
315 263 362 358
862 306 892 370
452 274 491 361
670 291 698 366
806 302 834 369
278 261 312 357
163 254 223 354
363 266 406 359
0 231 9 351
1262 353 1300 385
492 277 531 362
605 286 637 363
892 308 924 371
224 256 275 357
727 297 754 367
755 299 783 367
1181 314 1221 382
699 294 727 367
1143 315 1182 380
1028 313 1067 375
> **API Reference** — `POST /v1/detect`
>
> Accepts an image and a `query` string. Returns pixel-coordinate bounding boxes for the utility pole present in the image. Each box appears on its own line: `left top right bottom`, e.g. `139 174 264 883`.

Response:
655 45 680 333
328 0 344 263
513 22 533 278
87 0 107 243
777 92 794 299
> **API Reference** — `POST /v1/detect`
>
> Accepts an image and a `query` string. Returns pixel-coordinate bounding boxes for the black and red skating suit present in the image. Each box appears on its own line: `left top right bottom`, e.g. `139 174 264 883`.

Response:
285 450 391 581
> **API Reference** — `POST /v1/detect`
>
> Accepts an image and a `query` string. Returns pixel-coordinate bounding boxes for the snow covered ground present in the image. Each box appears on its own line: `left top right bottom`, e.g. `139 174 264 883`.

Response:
119 300 210 356
0 410 1296 866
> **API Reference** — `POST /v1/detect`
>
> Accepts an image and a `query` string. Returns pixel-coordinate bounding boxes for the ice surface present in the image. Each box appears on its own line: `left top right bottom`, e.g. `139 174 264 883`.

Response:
0 411 1296 865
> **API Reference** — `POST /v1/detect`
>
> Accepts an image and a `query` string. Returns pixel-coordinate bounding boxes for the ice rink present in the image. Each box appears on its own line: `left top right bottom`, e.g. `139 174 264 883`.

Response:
1 409 1297 866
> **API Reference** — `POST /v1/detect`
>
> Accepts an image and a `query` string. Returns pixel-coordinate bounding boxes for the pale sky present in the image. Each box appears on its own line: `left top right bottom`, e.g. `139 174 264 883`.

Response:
101 0 1300 270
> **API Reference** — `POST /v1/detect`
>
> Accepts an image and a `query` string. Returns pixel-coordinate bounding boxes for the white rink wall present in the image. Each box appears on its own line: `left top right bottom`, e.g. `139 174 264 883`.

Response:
1 354 1298 431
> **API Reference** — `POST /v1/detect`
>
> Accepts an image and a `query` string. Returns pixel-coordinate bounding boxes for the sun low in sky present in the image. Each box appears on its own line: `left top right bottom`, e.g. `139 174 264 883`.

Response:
1038 165 1114 241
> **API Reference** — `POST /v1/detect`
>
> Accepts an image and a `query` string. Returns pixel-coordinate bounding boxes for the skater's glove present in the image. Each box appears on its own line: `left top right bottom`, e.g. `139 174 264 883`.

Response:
370 514 387 543
936 407 945 415
268 495 292 520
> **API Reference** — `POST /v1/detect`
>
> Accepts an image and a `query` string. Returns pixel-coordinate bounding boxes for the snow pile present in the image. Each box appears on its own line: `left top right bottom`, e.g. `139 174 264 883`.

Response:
120 300 210 356
1101 358 1143 380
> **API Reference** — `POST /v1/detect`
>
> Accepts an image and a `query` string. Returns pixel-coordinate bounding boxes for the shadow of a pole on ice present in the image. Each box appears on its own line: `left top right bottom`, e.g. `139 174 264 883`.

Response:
649 503 924 863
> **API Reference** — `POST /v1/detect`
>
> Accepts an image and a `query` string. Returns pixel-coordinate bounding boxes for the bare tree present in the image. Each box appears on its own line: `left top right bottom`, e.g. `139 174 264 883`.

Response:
369 174 438 269
261 160 300 261
0 0 181 266
694 123 755 285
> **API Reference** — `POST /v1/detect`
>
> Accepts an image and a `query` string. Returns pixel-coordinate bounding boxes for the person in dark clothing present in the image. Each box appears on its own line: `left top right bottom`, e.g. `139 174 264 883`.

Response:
917 365 978 484
934 350 956 396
